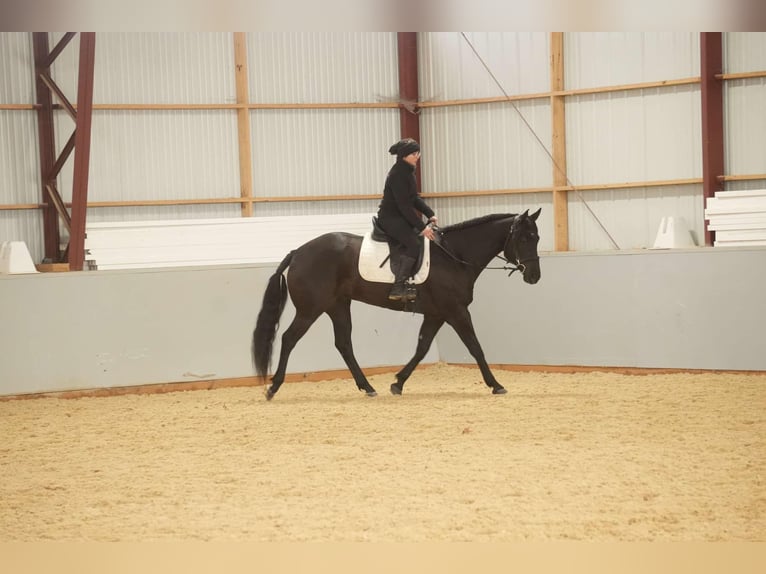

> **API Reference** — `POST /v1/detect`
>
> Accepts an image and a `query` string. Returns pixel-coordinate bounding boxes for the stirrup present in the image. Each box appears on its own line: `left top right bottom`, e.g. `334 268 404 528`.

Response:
388 283 407 301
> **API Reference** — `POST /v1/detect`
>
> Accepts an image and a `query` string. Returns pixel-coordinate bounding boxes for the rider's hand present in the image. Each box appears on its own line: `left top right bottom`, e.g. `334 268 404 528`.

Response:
428 215 438 225
421 226 436 241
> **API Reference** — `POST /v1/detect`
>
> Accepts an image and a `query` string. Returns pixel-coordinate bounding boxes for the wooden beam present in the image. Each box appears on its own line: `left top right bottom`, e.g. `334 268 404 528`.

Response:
561 177 702 191
0 176 713 213
68 32 96 271
418 78 701 109
82 102 396 110
419 93 551 108
719 173 766 182
0 204 43 211
0 177 711 212
553 77 699 97
700 33 725 247
233 33 254 217
35 263 70 273
40 75 707 114
717 70 766 81
0 104 37 110
550 32 569 251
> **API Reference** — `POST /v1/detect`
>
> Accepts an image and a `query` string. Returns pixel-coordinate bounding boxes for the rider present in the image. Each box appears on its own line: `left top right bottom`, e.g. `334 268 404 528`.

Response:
376 138 437 301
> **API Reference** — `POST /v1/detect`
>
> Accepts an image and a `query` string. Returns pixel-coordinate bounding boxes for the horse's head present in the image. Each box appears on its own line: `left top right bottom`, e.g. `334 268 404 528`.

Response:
504 208 541 284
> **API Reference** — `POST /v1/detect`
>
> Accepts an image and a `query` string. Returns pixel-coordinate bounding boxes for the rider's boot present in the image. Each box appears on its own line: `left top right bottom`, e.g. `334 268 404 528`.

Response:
388 255 417 301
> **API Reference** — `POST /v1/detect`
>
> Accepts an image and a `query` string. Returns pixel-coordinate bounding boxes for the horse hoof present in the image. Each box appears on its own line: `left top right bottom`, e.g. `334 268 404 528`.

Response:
265 387 275 401
492 386 507 395
390 383 402 395
366 390 378 397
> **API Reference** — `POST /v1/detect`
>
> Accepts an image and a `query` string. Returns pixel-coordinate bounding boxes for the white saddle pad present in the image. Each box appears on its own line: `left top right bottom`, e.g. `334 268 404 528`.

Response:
358 232 430 284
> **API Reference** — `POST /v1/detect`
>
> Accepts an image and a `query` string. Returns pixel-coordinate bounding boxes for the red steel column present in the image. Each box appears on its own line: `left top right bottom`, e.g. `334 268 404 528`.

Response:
68 33 96 271
32 33 60 261
397 32 421 192
700 33 724 247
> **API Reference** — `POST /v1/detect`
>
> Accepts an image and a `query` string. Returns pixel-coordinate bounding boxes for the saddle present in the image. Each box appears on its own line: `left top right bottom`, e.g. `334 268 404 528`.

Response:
370 217 426 276
357 218 432 285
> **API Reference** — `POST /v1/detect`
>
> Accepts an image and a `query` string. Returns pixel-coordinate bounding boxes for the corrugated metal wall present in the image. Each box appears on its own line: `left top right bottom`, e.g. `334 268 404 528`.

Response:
565 85 703 250
51 32 236 104
418 32 553 247
50 32 241 222
2 32 766 264
0 33 36 103
563 32 702 250
420 102 553 192
0 111 39 204
419 32 550 99
250 108 398 206
246 33 400 216
0 33 42 260
566 87 702 184
56 110 240 202
248 32 398 104
564 32 699 89
570 185 704 250
724 33 766 191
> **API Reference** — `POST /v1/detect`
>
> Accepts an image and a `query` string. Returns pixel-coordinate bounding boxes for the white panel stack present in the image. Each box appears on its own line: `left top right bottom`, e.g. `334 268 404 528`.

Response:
84 214 376 270
705 190 766 246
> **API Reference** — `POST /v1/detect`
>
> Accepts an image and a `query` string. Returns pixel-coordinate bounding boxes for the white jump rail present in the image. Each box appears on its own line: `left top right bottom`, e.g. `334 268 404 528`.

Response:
85 213 377 270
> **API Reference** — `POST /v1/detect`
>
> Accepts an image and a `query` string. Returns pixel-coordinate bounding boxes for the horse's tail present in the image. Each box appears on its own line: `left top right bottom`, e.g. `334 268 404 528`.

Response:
252 250 293 381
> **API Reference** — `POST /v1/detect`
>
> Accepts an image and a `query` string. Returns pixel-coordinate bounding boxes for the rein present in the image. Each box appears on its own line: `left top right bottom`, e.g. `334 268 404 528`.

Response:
490 254 537 276
431 224 535 277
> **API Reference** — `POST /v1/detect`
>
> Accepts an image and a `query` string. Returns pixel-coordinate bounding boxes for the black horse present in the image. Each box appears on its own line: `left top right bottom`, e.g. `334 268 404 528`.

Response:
252 208 541 399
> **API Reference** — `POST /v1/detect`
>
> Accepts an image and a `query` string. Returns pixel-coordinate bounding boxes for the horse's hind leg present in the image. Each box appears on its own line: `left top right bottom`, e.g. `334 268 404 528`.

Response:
391 315 444 395
327 300 377 397
446 308 506 395
266 310 321 400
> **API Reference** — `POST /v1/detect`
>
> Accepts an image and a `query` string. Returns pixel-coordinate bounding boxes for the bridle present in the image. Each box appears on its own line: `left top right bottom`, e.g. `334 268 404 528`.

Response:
495 219 539 276
432 217 538 277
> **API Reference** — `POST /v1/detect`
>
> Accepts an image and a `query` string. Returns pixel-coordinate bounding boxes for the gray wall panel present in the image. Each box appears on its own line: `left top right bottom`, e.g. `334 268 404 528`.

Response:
438 247 766 371
2 248 764 397
0 265 438 395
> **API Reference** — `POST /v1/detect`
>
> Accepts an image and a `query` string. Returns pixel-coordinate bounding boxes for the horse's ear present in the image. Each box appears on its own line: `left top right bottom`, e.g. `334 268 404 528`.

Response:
530 208 541 221
520 209 529 219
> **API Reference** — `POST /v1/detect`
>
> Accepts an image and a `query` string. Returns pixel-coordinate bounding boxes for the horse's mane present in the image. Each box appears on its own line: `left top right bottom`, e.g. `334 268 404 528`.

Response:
440 213 514 234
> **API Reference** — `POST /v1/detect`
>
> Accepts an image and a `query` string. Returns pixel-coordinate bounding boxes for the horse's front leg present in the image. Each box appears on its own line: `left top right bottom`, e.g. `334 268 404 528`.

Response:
445 308 506 395
391 314 444 395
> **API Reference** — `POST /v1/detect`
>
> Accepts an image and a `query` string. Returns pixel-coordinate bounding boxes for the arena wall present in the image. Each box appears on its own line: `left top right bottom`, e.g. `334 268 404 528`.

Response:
1 246 764 397
0 264 438 396
439 246 766 372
